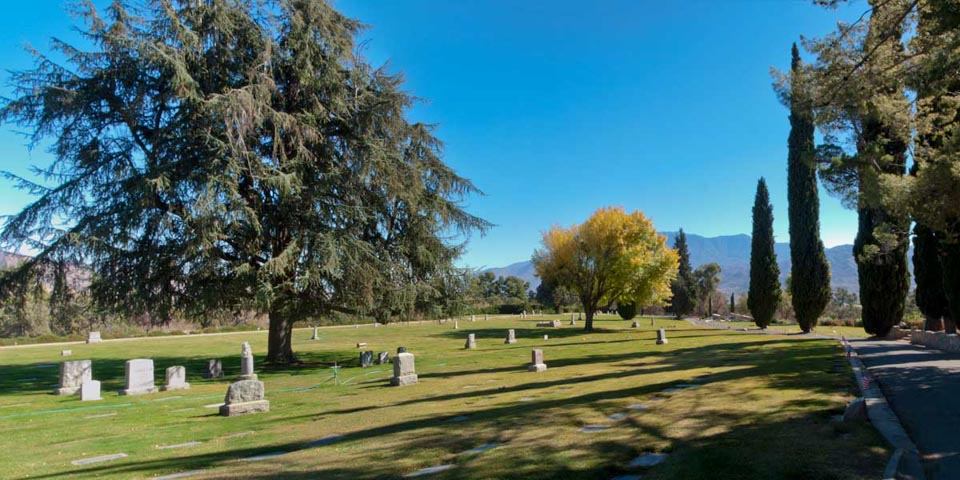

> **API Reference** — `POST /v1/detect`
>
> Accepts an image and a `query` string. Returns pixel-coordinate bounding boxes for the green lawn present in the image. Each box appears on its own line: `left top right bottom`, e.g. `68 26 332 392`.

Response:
0 315 888 479
719 320 870 339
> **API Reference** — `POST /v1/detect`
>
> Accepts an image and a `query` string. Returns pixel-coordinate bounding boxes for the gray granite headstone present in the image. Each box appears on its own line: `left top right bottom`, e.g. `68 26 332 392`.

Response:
86 331 102 344
505 329 517 344
360 351 374 367
391 352 418 386
81 379 101 401
55 360 92 395
239 342 257 380
656 328 668 345
377 351 390 365
162 366 190 391
120 358 158 395
220 379 269 416
528 349 547 372
465 333 477 349
204 359 223 379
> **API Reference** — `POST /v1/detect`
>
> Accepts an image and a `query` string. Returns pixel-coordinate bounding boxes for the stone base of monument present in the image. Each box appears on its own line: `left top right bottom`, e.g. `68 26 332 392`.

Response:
238 374 258 381
528 363 547 373
54 386 82 396
161 382 190 392
119 386 159 396
390 374 418 386
656 339 668 345
220 400 270 417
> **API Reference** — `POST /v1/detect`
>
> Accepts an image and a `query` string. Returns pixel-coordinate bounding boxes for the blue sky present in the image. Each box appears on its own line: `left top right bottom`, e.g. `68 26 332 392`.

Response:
0 0 866 268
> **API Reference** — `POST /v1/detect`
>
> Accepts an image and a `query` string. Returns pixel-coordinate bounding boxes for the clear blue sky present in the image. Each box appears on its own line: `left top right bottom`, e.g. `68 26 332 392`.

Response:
0 0 866 269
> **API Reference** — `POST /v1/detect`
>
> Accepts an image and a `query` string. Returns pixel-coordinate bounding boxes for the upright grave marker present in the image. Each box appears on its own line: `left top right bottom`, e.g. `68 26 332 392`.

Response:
528 349 547 372
377 352 390 365
465 333 477 349
162 366 190 391
390 352 418 386
81 380 101 401
239 342 257 380
656 328 669 345
220 380 270 416
204 359 223 379
55 360 92 395
120 359 158 395
505 329 517 344
360 351 374 367
86 331 102 344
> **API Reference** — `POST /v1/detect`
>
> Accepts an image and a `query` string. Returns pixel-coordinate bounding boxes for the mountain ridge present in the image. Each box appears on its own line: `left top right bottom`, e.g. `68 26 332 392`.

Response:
482 232 902 295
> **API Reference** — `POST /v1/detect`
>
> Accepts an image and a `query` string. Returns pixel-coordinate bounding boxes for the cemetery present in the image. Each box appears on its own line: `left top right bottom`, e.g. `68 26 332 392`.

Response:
0 314 888 479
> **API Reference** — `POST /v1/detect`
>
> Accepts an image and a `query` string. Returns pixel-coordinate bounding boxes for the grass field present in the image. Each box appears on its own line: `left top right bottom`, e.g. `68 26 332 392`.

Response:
713 320 870 339
0 315 889 479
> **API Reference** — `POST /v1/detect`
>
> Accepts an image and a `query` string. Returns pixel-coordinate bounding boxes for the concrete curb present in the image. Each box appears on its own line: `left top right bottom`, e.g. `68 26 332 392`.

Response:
841 337 923 480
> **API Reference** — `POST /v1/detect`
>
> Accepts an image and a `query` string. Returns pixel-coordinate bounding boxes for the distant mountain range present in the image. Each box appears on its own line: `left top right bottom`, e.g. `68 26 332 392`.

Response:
483 232 911 295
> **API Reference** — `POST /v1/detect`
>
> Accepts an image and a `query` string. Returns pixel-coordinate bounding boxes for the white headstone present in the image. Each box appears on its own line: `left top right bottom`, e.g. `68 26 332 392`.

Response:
656 328 668 345
505 329 517 344
61 350 72 357
311 327 319 340
377 351 390 365
528 349 547 372
81 380 102 401
86 331 102 344
471 315 476 322
454 320 459 330
465 333 477 349
120 359 158 395
162 366 190 391
56 360 92 395
239 342 257 380
390 352 418 386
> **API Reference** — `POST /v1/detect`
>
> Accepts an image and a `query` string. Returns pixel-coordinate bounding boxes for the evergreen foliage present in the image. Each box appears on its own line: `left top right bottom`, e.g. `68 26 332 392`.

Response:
0 0 488 363
785 44 832 333
748 178 781 329
669 229 697 318
617 302 638 320
729 292 736 314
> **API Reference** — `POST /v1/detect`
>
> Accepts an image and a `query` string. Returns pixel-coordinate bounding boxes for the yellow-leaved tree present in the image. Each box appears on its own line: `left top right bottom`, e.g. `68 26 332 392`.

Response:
532 206 678 331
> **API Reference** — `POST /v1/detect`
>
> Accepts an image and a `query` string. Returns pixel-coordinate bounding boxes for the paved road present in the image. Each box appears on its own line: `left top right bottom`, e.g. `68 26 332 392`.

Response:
852 339 960 480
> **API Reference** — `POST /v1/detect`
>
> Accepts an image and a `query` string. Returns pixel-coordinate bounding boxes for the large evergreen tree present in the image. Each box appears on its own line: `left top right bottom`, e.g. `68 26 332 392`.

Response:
911 163 949 332
748 178 781 329
669 229 697 319
786 44 832 333
0 0 488 363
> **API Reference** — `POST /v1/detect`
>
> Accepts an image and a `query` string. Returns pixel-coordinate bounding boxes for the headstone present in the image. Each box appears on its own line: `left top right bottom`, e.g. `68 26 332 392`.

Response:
204 359 223 379
390 352 418 386
454 320 459 330
86 331 102 344
239 342 257 380
61 350 72 357
631 321 639 328
465 333 477 349
360 351 374 367
219 379 269 416
311 327 319 340
162 366 190 391
377 351 390 365
484 313 488 321
528 349 547 372
471 315 476 322
397 346 407 354
505 329 517 344
552 319 562 328
656 328 668 345
543 334 549 340
81 380 101 401
356 342 367 348
119 359 158 395
55 360 92 395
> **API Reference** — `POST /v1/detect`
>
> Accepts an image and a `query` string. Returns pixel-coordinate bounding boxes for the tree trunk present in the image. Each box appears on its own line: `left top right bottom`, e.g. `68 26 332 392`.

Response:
945 315 957 335
584 310 594 332
266 308 298 364
925 315 944 332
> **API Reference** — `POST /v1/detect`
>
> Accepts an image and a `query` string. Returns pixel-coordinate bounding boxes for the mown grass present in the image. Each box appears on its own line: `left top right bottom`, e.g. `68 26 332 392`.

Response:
0 315 888 479
719 320 870 339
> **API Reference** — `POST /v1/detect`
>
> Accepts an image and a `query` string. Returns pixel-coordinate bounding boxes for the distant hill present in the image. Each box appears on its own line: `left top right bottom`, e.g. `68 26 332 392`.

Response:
483 232 908 295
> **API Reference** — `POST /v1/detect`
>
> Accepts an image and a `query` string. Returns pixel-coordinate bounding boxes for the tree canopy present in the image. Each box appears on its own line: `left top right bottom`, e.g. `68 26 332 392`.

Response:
532 206 677 331
0 0 488 362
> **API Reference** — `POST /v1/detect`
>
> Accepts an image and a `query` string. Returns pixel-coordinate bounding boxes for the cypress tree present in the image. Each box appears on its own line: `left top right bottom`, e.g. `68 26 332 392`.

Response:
852 3 911 338
669 229 697 318
786 44 831 333
911 163 949 332
748 178 781 329
730 292 736 315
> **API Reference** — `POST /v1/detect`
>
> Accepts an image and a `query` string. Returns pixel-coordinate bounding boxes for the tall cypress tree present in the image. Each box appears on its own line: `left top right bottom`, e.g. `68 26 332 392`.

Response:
730 292 736 315
669 229 696 318
748 178 781 329
911 163 949 332
786 44 831 333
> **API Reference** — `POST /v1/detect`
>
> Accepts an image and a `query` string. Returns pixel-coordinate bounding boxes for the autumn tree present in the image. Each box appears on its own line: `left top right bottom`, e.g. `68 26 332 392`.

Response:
532 207 678 331
748 178 781 329
0 0 487 363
